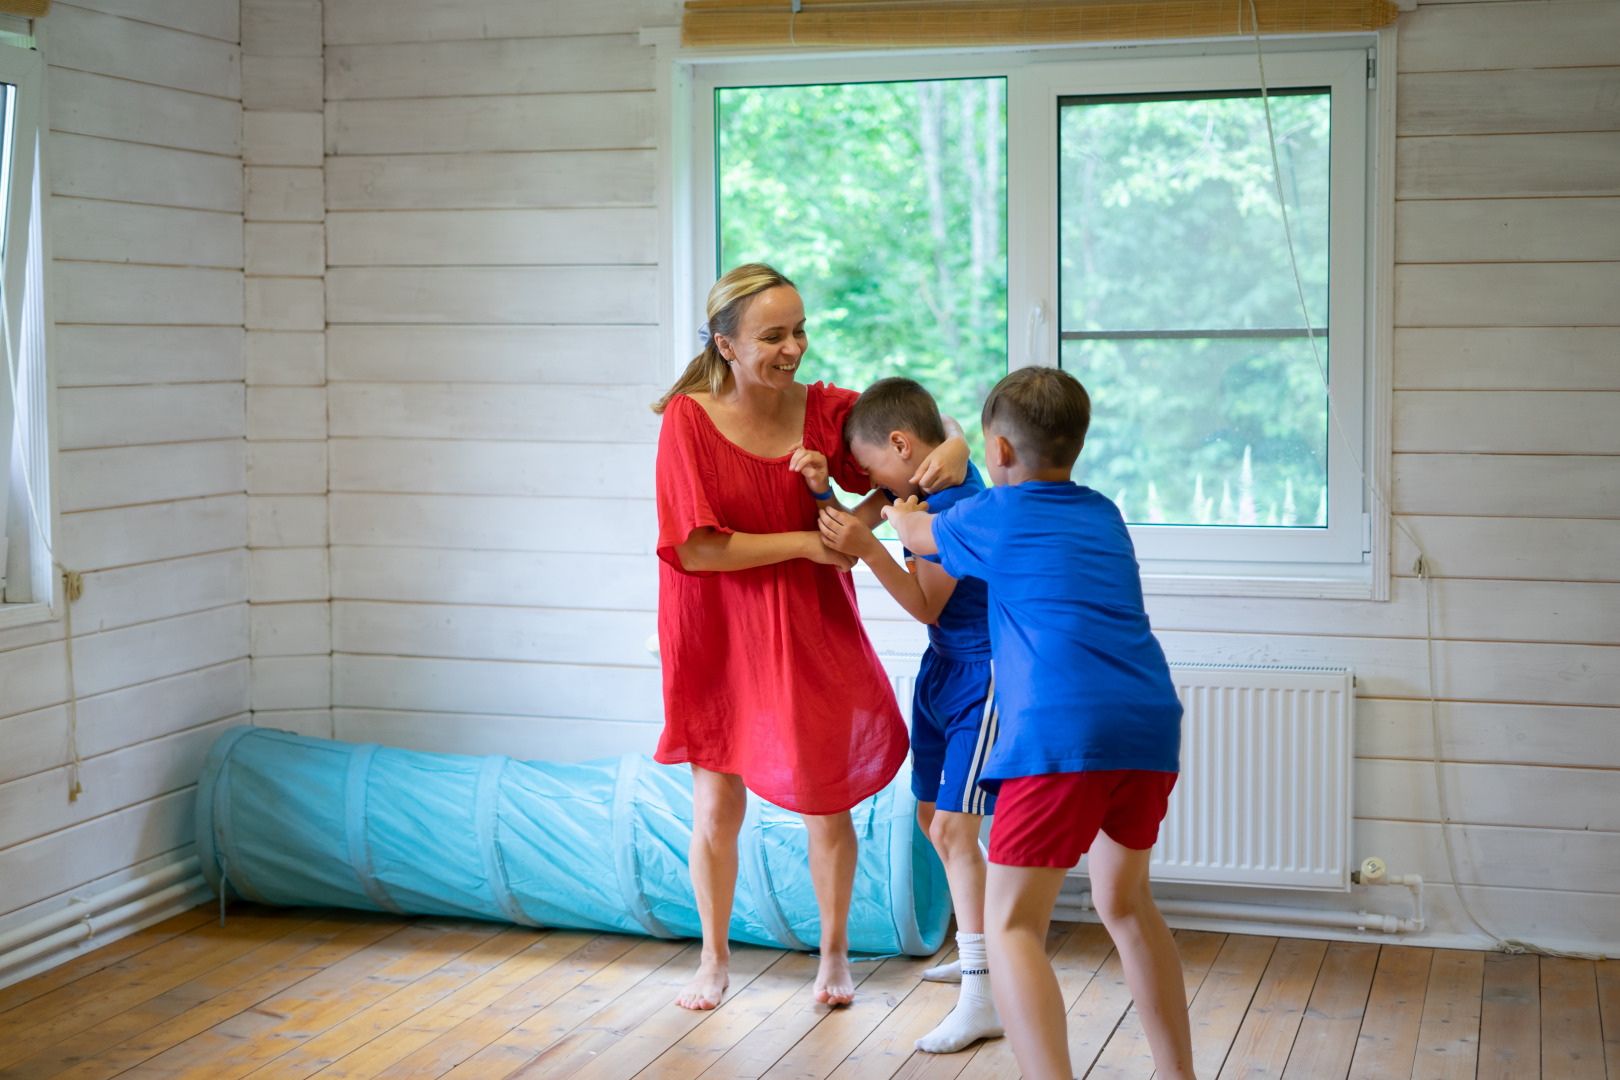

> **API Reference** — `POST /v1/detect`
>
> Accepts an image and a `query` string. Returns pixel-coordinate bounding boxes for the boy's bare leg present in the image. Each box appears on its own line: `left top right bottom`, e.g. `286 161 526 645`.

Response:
929 808 988 932
802 809 858 1005
678 765 747 1010
916 802 961 982
1087 833 1196 1079
985 863 1071 1080
916 807 1003 1052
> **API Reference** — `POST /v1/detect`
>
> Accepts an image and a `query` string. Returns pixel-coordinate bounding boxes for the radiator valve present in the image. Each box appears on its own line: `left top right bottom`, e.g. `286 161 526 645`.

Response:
1354 856 1387 885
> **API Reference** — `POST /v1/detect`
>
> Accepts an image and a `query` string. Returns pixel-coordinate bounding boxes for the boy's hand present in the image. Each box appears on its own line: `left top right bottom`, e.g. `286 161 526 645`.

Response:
818 506 884 560
880 495 929 521
787 442 831 496
805 534 857 571
911 436 969 494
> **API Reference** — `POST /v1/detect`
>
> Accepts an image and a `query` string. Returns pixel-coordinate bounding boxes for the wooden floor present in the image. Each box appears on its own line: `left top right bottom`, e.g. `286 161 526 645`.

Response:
2 905 1616 1080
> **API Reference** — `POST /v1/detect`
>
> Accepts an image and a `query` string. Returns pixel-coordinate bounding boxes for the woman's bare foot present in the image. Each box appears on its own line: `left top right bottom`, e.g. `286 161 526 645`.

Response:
676 956 730 1011
814 950 855 1006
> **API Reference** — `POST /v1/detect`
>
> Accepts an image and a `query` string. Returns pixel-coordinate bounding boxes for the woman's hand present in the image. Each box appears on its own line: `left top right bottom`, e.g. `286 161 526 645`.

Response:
911 434 970 494
803 532 857 571
788 443 832 497
818 506 884 561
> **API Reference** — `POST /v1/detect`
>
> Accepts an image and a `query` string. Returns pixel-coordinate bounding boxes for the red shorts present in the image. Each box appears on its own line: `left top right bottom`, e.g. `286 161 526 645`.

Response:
987 770 1178 868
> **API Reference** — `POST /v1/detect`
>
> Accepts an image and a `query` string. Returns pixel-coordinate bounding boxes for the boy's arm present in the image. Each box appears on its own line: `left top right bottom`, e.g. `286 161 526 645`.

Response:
850 490 889 529
883 498 939 556
818 508 957 625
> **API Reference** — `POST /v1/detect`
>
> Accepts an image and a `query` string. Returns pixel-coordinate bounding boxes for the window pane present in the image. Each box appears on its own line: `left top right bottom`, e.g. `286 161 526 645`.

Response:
718 79 1008 459
1063 335 1328 528
1058 91 1330 332
1058 89 1331 529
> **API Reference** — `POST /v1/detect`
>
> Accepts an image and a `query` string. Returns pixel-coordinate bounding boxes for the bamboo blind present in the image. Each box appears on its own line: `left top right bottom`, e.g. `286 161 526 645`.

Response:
0 0 45 17
682 0 1398 48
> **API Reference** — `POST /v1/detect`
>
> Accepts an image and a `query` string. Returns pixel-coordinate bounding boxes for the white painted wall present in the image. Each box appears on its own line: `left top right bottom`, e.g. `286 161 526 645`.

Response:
0 0 250 942
243 0 330 739
322 0 677 761
317 0 1620 953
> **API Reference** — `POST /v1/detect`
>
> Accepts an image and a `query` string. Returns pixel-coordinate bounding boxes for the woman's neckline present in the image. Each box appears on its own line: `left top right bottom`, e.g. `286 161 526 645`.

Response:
681 383 813 463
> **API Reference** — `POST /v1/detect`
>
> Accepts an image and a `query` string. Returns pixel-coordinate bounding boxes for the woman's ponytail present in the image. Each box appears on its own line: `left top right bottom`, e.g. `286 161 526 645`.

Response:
651 263 797 414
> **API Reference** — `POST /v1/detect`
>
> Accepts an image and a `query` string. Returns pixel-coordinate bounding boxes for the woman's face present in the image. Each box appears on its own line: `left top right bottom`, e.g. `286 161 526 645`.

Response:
715 286 807 393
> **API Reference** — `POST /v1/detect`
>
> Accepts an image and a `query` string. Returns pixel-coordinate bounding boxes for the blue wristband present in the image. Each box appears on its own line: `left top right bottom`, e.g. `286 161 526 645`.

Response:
811 487 834 501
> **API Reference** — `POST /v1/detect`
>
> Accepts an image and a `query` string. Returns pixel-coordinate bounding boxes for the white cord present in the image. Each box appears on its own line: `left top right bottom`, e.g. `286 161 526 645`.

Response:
1245 0 1603 960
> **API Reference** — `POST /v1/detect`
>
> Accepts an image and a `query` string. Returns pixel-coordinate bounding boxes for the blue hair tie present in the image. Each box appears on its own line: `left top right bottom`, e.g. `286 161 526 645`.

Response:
698 321 712 347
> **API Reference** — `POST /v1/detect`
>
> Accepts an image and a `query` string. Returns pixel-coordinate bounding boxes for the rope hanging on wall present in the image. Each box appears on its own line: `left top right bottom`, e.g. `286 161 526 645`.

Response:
682 0 1399 49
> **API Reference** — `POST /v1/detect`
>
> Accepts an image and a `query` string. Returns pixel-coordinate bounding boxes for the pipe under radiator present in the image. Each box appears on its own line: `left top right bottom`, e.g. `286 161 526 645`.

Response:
0 857 212 974
1061 873 1424 935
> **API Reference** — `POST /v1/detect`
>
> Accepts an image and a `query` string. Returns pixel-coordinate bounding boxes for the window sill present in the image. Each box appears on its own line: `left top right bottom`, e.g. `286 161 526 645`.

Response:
0 601 55 631
1140 561 1376 600
853 544 1381 600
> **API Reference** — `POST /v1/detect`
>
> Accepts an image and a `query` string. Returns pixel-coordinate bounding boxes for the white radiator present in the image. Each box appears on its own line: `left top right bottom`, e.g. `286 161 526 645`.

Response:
1154 665 1354 891
881 655 1354 892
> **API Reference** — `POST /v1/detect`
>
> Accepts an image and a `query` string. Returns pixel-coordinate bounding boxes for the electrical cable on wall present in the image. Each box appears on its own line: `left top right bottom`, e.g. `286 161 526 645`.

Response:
0 224 83 802
1244 0 1602 960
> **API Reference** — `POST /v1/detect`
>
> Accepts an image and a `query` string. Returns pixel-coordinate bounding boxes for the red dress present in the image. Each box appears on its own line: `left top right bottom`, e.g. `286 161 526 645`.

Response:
654 382 908 815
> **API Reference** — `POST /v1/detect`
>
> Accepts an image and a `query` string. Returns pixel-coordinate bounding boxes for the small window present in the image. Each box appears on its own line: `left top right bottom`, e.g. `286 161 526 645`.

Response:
0 36 50 619
1059 89 1331 529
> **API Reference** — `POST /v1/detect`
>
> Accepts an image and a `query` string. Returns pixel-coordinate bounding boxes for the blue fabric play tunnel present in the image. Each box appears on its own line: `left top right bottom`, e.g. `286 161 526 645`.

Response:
196 727 952 956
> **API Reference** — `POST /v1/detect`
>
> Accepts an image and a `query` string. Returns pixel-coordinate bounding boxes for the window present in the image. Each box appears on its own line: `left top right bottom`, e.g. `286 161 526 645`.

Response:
0 33 50 622
685 42 1382 595
716 77 1007 460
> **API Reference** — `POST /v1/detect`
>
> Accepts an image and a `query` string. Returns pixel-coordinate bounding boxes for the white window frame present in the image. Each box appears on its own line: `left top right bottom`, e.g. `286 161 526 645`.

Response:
649 29 1395 600
0 28 55 628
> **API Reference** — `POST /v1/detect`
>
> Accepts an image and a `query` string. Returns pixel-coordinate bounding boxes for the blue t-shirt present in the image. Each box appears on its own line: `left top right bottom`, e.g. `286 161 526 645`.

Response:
931 481 1182 786
886 463 990 661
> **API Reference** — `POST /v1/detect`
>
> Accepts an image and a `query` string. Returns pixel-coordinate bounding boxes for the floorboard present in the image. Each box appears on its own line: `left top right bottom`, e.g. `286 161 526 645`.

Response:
1593 956 1620 1080
1215 936 1329 1080
1279 942 1378 1080
1345 944 1432 1080
3 905 1609 1080
1477 952 1539 1080
1410 949 1484 1080
1539 958 1605 1080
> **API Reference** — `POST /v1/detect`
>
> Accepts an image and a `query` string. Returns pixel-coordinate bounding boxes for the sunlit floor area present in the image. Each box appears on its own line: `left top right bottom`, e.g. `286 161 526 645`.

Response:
1 904 1615 1080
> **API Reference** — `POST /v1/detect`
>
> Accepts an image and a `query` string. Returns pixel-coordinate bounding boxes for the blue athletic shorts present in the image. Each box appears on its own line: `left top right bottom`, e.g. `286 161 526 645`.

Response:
910 648 997 816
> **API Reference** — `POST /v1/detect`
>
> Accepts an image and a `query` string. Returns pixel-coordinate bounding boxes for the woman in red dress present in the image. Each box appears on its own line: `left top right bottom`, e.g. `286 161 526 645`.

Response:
654 264 967 1010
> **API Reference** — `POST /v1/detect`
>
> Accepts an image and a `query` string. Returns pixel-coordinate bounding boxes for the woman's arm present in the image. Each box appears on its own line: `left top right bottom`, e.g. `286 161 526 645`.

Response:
673 527 855 573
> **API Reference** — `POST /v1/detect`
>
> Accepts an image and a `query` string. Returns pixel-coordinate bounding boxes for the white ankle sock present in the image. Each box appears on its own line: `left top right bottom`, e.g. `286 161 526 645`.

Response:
920 958 961 983
915 933 1003 1053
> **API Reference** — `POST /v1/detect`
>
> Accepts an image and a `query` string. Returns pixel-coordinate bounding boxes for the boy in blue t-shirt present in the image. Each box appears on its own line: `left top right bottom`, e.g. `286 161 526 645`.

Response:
884 367 1193 1080
795 377 1003 1054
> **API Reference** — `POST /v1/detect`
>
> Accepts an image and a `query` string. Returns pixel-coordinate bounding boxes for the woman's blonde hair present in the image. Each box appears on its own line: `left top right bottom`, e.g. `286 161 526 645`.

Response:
651 263 797 414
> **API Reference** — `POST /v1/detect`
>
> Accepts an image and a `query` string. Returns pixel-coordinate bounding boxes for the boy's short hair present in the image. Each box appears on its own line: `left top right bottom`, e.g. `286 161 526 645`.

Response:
981 366 1091 469
844 377 948 448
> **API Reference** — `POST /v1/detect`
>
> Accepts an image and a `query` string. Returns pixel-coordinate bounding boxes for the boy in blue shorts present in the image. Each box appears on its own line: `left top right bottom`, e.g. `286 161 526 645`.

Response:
797 377 1004 1053
885 367 1194 1080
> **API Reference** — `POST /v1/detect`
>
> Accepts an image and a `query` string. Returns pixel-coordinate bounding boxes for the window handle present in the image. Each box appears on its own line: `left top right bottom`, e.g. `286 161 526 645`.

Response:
1027 300 1047 367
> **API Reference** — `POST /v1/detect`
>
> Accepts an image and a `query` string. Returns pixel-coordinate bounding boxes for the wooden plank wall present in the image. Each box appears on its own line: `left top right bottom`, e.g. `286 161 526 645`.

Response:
319 0 1617 952
321 0 677 760
242 0 330 737
0 0 250 942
